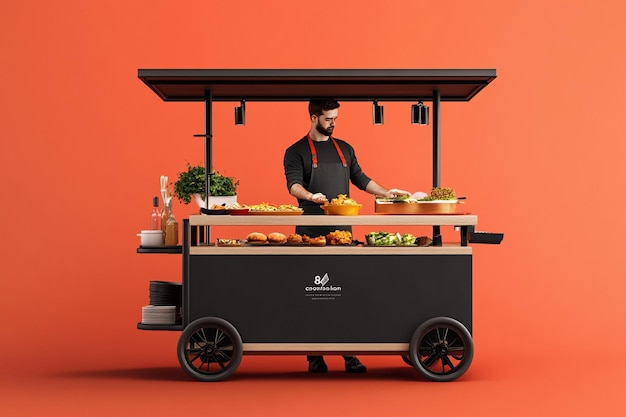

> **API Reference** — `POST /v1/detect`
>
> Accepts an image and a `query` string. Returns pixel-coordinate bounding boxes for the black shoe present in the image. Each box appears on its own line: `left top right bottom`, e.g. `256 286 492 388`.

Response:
344 356 367 373
308 357 328 373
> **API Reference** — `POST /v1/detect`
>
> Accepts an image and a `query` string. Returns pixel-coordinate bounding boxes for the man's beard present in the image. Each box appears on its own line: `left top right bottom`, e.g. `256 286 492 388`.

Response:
315 121 334 136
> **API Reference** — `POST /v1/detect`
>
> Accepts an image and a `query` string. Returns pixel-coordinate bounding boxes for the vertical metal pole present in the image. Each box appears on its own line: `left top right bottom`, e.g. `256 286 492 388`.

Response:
432 90 442 245
432 89 441 188
204 90 212 243
182 219 189 327
204 89 213 203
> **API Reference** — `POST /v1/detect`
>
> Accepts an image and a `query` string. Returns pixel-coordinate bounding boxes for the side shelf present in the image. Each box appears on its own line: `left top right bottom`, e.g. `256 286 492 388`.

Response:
136 245 182 254
137 323 183 331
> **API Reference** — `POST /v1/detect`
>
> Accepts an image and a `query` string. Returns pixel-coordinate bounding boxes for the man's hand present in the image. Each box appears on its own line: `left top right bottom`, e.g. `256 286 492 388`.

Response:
387 188 411 198
310 193 328 204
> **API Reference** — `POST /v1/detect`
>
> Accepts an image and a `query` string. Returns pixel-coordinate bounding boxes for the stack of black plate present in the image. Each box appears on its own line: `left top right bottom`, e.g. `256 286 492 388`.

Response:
148 281 182 323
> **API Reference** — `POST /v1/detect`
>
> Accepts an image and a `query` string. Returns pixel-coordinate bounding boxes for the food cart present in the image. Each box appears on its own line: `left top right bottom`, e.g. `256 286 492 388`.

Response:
136 69 499 382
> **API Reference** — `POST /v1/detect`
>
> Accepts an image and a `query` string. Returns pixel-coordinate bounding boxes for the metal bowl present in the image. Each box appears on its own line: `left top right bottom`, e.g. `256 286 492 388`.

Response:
321 204 362 216
415 200 458 214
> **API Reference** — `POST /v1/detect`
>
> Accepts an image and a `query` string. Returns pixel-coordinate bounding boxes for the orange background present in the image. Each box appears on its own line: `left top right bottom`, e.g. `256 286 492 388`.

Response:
2 0 626 416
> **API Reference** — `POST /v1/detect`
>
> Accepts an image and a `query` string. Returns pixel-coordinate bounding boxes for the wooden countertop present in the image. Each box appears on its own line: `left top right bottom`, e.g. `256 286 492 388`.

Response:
189 214 477 226
189 243 471 255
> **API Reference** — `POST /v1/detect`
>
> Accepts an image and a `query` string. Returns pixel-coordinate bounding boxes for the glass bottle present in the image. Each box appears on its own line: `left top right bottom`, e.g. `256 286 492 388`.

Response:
165 210 179 246
161 199 171 234
150 196 161 230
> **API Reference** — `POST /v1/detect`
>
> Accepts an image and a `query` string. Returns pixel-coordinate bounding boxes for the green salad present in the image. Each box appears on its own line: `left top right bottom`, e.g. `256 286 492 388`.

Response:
365 232 416 246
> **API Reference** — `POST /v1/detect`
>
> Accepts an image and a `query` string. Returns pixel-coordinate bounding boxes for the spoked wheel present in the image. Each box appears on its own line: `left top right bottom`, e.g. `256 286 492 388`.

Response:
409 317 474 382
401 355 412 366
177 317 243 382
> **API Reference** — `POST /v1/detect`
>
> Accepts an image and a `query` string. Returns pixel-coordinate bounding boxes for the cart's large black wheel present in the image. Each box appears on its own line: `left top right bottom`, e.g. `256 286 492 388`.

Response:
177 317 243 382
409 317 473 382
401 355 412 366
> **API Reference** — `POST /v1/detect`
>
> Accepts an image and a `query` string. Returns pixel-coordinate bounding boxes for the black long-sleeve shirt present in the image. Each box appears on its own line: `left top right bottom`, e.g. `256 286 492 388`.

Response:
283 136 372 195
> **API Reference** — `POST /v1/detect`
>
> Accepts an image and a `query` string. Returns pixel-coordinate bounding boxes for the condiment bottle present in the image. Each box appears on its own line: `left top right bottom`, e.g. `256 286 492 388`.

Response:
161 199 171 234
150 196 161 230
165 211 179 246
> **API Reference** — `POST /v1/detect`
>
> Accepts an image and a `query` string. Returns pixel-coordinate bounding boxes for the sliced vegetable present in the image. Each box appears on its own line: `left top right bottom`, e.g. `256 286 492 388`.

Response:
399 233 416 246
365 231 398 246
365 231 419 246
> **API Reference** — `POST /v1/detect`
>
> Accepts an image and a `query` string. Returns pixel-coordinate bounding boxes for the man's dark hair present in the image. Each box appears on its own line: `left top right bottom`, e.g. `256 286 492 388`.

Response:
309 99 340 116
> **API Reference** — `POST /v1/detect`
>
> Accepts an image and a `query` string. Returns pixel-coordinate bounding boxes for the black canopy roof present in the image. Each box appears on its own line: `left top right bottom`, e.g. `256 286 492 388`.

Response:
138 69 496 102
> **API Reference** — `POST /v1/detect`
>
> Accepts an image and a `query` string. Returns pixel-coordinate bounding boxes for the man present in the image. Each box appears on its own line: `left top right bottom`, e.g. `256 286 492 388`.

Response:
283 99 409 373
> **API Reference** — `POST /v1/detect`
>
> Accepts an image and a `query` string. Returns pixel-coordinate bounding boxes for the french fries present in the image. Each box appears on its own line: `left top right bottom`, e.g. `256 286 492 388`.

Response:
329 194 359 206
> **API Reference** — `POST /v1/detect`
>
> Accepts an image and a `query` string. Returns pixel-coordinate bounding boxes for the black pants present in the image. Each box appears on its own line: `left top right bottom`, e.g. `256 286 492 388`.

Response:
308 355 354 361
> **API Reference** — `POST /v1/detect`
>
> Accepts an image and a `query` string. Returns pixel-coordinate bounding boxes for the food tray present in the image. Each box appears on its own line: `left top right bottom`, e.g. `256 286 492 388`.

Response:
228 208 250 215
375 200 457 214
247 210 303 215
215 240 245 247
200 208 229 215
244 241 341 247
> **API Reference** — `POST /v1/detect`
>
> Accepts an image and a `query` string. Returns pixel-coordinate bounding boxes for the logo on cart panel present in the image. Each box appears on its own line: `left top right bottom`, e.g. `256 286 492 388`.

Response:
315 273 329 286
304 273 342 301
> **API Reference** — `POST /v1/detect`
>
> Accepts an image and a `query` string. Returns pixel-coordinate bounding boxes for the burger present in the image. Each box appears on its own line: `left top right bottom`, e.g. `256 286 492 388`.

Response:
268 232 287 244
246 232 267 244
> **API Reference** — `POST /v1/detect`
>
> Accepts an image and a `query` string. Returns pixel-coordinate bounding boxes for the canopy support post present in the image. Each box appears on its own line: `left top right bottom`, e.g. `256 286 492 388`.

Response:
203 90 213 243
432 89 442 246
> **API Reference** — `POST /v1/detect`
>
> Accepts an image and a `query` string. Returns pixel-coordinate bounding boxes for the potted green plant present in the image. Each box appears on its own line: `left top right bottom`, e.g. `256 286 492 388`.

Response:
173 163 239 208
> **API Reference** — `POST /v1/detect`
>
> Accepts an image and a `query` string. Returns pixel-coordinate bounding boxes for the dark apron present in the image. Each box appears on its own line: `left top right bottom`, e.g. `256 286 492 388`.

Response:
296 134 351 238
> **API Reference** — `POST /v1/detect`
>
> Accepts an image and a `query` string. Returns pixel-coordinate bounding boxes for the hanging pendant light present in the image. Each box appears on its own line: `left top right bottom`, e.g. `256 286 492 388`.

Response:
372 100 384 125
411 101 429 125
234 100 246 125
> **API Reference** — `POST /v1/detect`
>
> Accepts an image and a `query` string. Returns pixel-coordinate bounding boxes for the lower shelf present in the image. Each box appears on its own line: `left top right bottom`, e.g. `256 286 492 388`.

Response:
136 245 182 254
137 322 183 331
